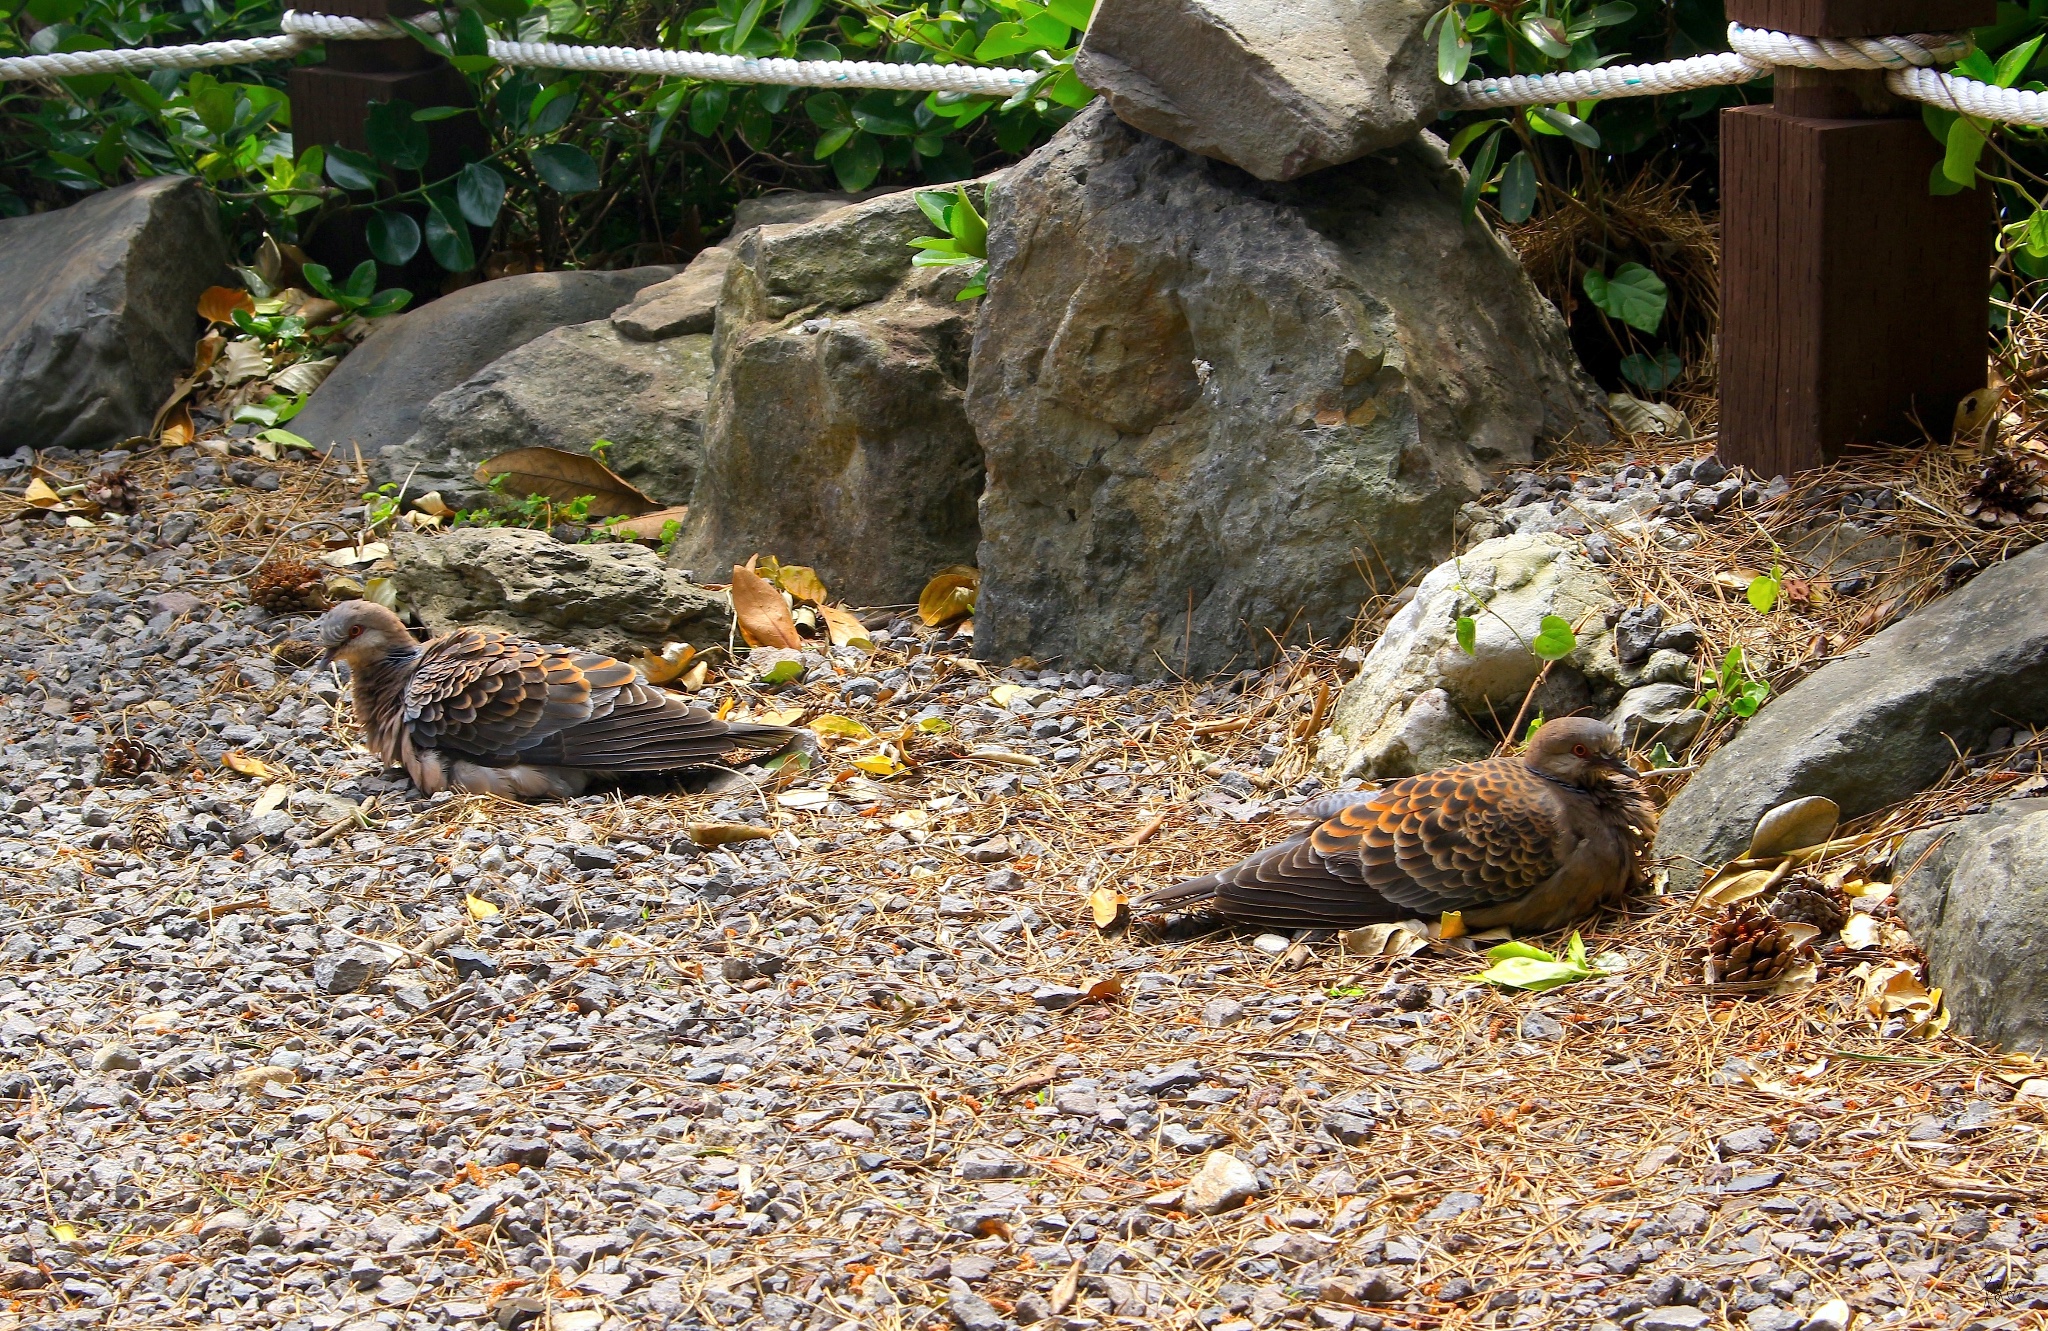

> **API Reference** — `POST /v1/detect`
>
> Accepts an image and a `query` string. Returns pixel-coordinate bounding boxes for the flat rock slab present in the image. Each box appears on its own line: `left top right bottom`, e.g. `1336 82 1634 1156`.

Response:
1655 542 2048 890
0 176 227 449
394 525 731 658
1897 797 2048 1052
291 266 678 463
1076 0 1445 181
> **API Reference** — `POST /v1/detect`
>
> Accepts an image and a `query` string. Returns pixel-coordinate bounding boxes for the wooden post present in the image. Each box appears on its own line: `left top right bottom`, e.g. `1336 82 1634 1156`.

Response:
1720 0 1996 477
287 0 485 281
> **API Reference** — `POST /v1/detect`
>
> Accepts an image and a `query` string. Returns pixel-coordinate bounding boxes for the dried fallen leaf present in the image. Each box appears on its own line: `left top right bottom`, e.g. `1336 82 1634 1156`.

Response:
23 477 64 508
249 783 291 818
270 355 337 397
605 505 691 540
819 603 875 650
730 560 803 650
688 822 775 847
321 542 390 569
1695 867 1782 910
1050 1261 1082 1315
211 339 270 388
810 714 874 742
852 753 907 778
1746 796 1840 859
1437 910 1467 941
761 559 829 605
223 750 280 780
473 445 658 519
411 491 457 518
918 565 979 627
1089 884 1127 930
1841 913 1883 950
637 642 696 685
1340 920 1429 960
464 893 500 920
197 285 256 324
1080 977 1124 1004
159 399 195 447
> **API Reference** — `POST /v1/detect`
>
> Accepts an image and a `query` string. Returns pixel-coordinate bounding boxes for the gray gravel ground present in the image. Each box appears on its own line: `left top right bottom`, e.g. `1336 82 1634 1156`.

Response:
2 443 2045 1331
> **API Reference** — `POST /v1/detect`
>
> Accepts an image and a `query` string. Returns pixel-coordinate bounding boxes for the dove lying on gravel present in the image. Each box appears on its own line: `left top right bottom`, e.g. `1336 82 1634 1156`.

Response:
317 601 795 799
1136 718 1657 932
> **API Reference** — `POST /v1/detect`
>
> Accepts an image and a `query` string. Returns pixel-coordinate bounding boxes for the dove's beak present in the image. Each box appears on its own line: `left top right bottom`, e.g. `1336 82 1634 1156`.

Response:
318 642 341 669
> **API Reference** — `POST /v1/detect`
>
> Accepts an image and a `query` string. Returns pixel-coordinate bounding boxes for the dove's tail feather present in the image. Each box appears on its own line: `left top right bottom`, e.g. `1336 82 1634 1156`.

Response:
1132 873 1227 913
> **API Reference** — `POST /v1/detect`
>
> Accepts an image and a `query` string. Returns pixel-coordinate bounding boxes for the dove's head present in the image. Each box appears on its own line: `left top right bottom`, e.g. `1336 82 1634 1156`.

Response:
316 600 416 671
1524 717 1638 789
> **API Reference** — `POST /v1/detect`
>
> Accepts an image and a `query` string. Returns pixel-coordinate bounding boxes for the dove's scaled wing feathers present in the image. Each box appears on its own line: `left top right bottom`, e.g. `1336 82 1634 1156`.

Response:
400 627 790 773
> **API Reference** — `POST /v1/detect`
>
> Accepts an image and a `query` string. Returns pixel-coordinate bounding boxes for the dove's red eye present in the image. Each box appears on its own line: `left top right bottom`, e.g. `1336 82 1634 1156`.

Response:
1573 744 1588 757
350 626 363 638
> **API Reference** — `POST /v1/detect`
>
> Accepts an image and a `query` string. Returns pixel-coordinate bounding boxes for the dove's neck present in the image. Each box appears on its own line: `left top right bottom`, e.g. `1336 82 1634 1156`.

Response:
351 646 421 764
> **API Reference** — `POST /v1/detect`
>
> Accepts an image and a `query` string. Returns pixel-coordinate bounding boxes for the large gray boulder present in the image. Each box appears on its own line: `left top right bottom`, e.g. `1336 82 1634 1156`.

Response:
378 322 712 509
667 188 985 605
292 266 678 464
970 105 1602 679
1897 800 2048 1052
0 176 228 450
1075 0 1445 181
1654 542 2048 891
1317 533 1648 780
393 526 731 658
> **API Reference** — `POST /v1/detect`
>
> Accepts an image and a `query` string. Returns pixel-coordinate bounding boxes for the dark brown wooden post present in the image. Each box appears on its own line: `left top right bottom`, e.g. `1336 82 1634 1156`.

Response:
287 0 484 280
1720 0 1996 477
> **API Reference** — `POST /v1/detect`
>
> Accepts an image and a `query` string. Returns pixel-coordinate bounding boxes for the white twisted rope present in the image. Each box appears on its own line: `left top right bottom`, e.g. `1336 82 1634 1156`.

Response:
1456 23 1972 110
5 11 2047 130
0 32 306 79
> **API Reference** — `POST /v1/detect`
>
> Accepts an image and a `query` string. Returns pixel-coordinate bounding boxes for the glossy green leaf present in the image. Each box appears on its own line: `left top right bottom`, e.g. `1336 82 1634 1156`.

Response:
531 143 599 194
688 84 730 135
832 130 882 191
1460 128 1500 219
1498 152 1538 223
1455 615 1477 655
1532 105 1600 148
365 211 420 266
456 161 506 227
424 195 476 272
1439 5 1474 84
1943 118 1986 187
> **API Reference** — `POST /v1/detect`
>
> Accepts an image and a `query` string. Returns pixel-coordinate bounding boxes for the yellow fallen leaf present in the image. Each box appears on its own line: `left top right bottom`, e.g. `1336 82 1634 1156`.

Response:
771 562 829 605
1080 977 1124 1003
810 714 875 741
1437 910 1466 941
853 753 907 778
819 603 874 650
464 893 499 920
24 477 63 508
760 707 805 726
1695 867 1780 910
51 1222 78 1244
919 566 979 627
223 750 279 780
1089 885 1127 930
637 642 697 685
688 821 775 847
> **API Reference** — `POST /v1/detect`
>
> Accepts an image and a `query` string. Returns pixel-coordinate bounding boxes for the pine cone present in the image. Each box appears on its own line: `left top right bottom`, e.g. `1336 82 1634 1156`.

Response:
1703 903 1800 986
250 557 326 615
101 738 160 781
1962 451 2048 527
85 464 141 514
1770 874 1849 933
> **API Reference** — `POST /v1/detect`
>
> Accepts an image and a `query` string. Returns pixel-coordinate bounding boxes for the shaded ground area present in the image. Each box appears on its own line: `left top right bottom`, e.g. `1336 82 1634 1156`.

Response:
1 440 2045 1331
